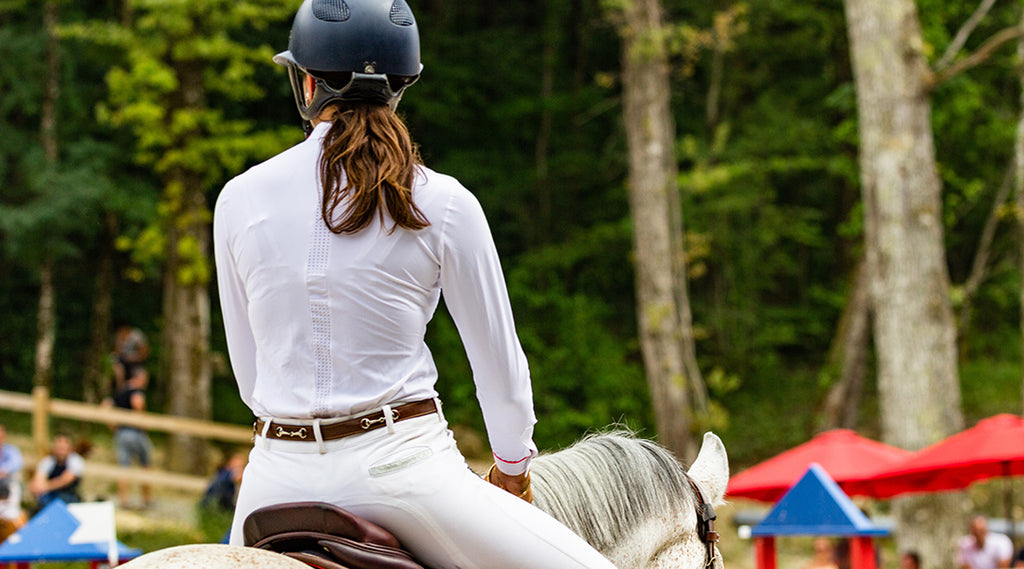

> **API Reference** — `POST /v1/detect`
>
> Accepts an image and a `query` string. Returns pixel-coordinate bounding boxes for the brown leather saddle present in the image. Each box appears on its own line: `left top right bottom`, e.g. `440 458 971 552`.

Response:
243 502 427 569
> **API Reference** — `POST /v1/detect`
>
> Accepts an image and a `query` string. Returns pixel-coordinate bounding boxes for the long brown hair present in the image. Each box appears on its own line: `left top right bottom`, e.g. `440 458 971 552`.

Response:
318 103 428 234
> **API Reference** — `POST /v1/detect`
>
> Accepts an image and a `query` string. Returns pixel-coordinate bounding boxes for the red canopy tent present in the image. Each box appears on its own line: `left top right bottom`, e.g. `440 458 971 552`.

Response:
866 414 1024 545
727 429 912 502
867 414 1024 498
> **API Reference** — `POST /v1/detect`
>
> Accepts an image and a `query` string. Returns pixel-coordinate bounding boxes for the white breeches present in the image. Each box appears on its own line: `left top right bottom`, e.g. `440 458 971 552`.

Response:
229 412 617 569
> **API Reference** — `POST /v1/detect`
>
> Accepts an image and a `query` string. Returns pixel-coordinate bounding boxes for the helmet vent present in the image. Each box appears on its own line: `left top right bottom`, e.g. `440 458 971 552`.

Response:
312 0 351 22
389 0 415 26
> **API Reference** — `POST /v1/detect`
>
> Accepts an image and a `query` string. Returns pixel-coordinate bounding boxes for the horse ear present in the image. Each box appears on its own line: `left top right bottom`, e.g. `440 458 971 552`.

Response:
687 432 729 506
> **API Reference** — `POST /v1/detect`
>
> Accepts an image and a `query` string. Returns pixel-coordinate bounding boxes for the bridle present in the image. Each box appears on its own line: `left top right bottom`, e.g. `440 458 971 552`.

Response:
683 473 721 569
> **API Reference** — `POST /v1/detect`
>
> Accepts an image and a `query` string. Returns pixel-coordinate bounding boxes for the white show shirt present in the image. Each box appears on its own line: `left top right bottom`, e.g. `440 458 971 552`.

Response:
213 121 537 473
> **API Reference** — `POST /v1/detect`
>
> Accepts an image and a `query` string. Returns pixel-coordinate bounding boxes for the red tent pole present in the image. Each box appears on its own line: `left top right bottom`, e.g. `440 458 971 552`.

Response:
849 537 876 569
1004 462 1015 551
754 537 777 569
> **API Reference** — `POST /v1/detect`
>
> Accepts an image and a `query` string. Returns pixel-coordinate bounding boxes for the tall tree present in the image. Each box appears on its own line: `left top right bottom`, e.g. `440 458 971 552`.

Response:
31 0 61 404
611 0 705 459
1 0 129 403
98 0 297 472
843 0 967 564
1016 9 1024 417
82 213 117 403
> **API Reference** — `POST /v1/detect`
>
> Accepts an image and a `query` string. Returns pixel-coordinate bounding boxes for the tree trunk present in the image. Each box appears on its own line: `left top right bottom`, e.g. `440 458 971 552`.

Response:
618 0 702 460
33 262 56 390
83 212 118 403
820 260 871 431
163 183 212 473
1016 9 1024 418
843 0 967 566
33 0 60 394
163 59 212 473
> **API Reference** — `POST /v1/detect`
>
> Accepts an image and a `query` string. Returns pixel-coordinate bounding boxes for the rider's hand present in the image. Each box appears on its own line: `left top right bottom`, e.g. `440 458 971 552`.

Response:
485 464 533 503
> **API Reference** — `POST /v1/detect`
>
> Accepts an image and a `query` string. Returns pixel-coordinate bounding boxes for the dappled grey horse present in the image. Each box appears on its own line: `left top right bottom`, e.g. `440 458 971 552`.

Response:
121 431 729 569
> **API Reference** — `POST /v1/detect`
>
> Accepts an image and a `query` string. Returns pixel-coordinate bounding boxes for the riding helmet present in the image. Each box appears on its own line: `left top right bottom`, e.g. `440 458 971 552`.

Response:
274 0 422 122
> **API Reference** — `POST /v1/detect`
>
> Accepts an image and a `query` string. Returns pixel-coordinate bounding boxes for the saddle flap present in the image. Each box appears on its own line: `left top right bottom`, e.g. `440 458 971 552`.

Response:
319 538 424 569
283 550 354 569
242 502 401 549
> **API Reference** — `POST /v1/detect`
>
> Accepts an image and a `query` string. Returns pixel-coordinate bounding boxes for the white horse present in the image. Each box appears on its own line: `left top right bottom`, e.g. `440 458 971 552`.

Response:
121 431 729 569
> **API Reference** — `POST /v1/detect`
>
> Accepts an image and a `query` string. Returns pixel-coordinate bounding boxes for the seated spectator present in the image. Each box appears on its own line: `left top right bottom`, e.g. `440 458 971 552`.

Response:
198 451 246 542
201 451 245 512
29 434 84 510
958 515 1013 569
0 424 26 542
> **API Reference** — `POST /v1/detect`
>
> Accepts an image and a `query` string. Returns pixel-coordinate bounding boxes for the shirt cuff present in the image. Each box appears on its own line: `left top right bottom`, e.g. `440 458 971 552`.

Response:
492 450 536 476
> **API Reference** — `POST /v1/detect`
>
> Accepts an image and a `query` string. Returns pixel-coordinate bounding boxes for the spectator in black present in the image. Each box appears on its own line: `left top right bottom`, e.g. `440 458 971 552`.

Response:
112 324 150 390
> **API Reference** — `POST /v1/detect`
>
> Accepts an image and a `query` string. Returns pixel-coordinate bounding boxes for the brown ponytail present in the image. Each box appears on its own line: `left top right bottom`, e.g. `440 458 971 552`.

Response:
318 103 429 234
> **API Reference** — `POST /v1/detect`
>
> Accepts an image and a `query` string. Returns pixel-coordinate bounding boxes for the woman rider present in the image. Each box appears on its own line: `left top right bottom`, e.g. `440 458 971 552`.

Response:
213 1 618 567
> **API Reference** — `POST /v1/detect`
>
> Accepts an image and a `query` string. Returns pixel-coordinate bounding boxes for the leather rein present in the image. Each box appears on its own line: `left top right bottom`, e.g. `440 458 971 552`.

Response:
683 473 721 569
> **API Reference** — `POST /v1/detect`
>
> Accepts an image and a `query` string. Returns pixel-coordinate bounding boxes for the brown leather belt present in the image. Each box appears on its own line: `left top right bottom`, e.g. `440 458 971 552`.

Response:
254 399 437 442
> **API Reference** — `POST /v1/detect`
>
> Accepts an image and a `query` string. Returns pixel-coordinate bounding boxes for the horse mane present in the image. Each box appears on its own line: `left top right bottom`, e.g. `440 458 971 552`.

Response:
530 429 697 556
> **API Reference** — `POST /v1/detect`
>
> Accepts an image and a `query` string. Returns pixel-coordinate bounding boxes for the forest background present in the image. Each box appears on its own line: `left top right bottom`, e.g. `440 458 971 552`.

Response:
2 0 1024 532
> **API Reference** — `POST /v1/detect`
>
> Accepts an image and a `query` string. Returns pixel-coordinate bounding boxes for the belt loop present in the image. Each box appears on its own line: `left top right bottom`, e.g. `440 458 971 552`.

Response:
260 419 272 450
432 397 445 422
382 404 396 434
312 419 326 454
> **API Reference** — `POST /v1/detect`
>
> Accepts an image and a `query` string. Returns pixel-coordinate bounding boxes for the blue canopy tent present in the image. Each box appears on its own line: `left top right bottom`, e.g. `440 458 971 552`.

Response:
751 463 889 569
0 500 141 568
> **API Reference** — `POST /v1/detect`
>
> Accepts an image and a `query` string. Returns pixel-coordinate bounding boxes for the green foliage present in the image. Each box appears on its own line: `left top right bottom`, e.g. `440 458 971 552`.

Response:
2 0 1024 474
507 220 653 448
91 0 299 287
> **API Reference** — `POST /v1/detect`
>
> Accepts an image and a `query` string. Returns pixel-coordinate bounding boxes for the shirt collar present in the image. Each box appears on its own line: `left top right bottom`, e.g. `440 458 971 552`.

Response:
310 120 332 141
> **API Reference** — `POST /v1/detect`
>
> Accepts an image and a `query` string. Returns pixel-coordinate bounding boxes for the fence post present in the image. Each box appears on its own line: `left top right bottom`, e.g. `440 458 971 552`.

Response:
31 385 49 457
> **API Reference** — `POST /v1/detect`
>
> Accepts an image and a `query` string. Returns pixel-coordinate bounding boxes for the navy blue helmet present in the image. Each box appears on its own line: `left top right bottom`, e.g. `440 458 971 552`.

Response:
274 0 422 121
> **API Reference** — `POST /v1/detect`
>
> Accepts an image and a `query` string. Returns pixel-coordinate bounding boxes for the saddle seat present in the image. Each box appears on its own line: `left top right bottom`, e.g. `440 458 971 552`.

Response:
243 501 427 569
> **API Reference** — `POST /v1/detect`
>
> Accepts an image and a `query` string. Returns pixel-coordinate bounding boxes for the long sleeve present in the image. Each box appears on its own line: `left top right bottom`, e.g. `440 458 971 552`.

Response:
438 190 537 475
214 187 258 408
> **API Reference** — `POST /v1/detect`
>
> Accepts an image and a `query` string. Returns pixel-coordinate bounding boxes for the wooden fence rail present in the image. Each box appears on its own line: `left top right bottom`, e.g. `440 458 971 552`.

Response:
0 387 253 493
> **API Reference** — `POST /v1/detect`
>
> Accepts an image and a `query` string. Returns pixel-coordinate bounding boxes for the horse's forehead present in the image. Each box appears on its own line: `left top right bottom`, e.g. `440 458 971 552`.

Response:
119 544 309 569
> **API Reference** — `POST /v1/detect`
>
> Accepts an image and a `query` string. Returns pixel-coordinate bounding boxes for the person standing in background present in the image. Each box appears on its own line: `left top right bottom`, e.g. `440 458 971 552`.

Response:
102 386 154 510
112 323 150 390
958 515 1013 569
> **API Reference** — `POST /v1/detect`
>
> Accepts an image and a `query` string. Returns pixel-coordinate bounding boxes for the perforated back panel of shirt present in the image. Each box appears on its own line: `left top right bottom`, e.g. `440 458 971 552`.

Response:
307 208 334 416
